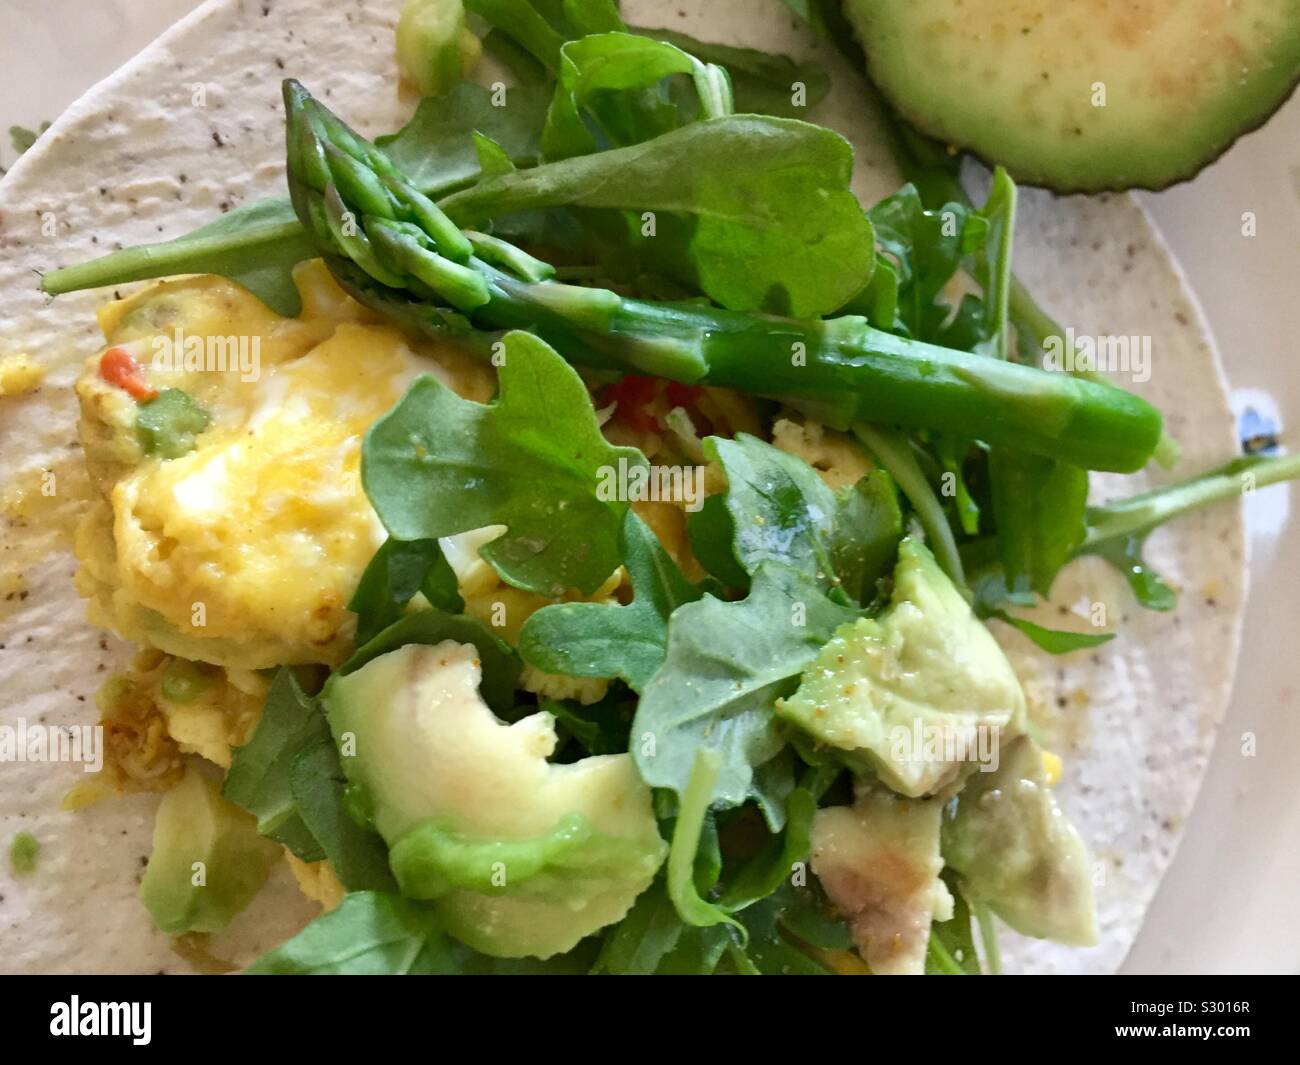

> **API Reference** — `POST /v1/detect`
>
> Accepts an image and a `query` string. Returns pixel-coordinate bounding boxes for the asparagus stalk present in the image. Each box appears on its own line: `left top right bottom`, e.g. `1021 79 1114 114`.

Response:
282 80 1163 473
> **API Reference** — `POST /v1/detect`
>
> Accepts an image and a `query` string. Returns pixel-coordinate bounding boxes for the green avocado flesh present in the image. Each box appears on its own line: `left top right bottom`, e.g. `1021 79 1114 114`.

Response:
322 640 667 958
139 765 280 936
845 0 1300 191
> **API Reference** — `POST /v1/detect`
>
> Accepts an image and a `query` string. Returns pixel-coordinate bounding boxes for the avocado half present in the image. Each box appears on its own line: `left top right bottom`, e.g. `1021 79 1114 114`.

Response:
843 0 1300 193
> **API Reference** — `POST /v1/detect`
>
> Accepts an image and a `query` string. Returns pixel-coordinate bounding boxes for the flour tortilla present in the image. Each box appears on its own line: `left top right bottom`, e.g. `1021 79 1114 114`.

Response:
0 0 1244 974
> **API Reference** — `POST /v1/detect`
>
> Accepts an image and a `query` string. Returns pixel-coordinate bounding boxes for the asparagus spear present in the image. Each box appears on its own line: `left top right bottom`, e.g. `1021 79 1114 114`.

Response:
282 80 1162 473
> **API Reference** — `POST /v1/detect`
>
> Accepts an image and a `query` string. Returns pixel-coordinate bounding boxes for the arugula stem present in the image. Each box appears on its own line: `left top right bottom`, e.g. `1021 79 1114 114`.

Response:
971 897 1003 975
666 749 744 935
1081 452 1300 549
926 933 965 976
852 423 966 587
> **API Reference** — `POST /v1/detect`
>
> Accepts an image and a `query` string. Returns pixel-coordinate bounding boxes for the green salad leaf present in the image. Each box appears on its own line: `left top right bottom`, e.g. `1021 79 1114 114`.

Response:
348 536 463 646
440 115 875 317
248 887 604 974
665 750 745 935
289 742 397 893
223 669 330 860
1078 451 1300 609
632 562 860 813
985 610 1115 655
224 670 397 890
362 330 645 598
341 609 521 713
246 891 459 974
926 873 981 975
631 25 831 119
592 879 731 974
989 449 1088 598
542 32 731 161
707 434 901 603
518 511 701 691
376 80 551 195
42 198 316 316
730 882 847 975
867 183 982 341
719 769 832 911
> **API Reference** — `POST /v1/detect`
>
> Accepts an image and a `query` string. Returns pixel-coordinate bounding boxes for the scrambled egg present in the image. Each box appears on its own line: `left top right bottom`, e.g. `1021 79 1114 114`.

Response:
0 353 44 396
74 263 494 671
771 416 873 491
285 853 346 912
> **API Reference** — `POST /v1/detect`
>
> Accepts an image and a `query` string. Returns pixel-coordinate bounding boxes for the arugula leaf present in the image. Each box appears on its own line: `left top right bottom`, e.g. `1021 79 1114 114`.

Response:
828 470 904 604
926 872 981 975
362 331 645 598
707 434 900 603
666 750 745 934
376 81 551 195
539 688 635 757
632 562 860 811
1084 536 1176 612
719 770 832 911
481 27 551 83
1079 451 1300 609
41 198 316 316
686 495 751 589
463 0 566 71
969 167 1016 358
341 609 521 713
542 32 732 161
245 891 458 974
708 434 838 587
225 671 398 888
989 448 1088 598
439 115 875 317
472 132 517 179
517 511 700 691
654 925 731 974
631 25 831 119
731 882 845 975
867 184 982 340
985 610 1115 655
9 121 49 157
223 670 330 860
851 424 967 588
593 880 688 974
289 742 398 893
348 537 463 646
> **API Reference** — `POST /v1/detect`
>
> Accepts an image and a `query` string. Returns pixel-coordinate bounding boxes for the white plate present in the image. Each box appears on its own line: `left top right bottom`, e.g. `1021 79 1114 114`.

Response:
1 0 1294 973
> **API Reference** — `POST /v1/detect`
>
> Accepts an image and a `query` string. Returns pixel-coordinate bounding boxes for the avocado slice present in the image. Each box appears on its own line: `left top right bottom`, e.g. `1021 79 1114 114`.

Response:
942 735 1098 946
844 0 1300 191
322 640 667 959
776 537 1025 797
139 763 282 936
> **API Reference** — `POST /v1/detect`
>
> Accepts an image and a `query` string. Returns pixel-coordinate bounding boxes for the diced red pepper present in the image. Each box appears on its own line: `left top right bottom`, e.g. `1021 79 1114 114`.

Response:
604 375 706 434
604 374 661 434
99 347 157 401
664 381 704 409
